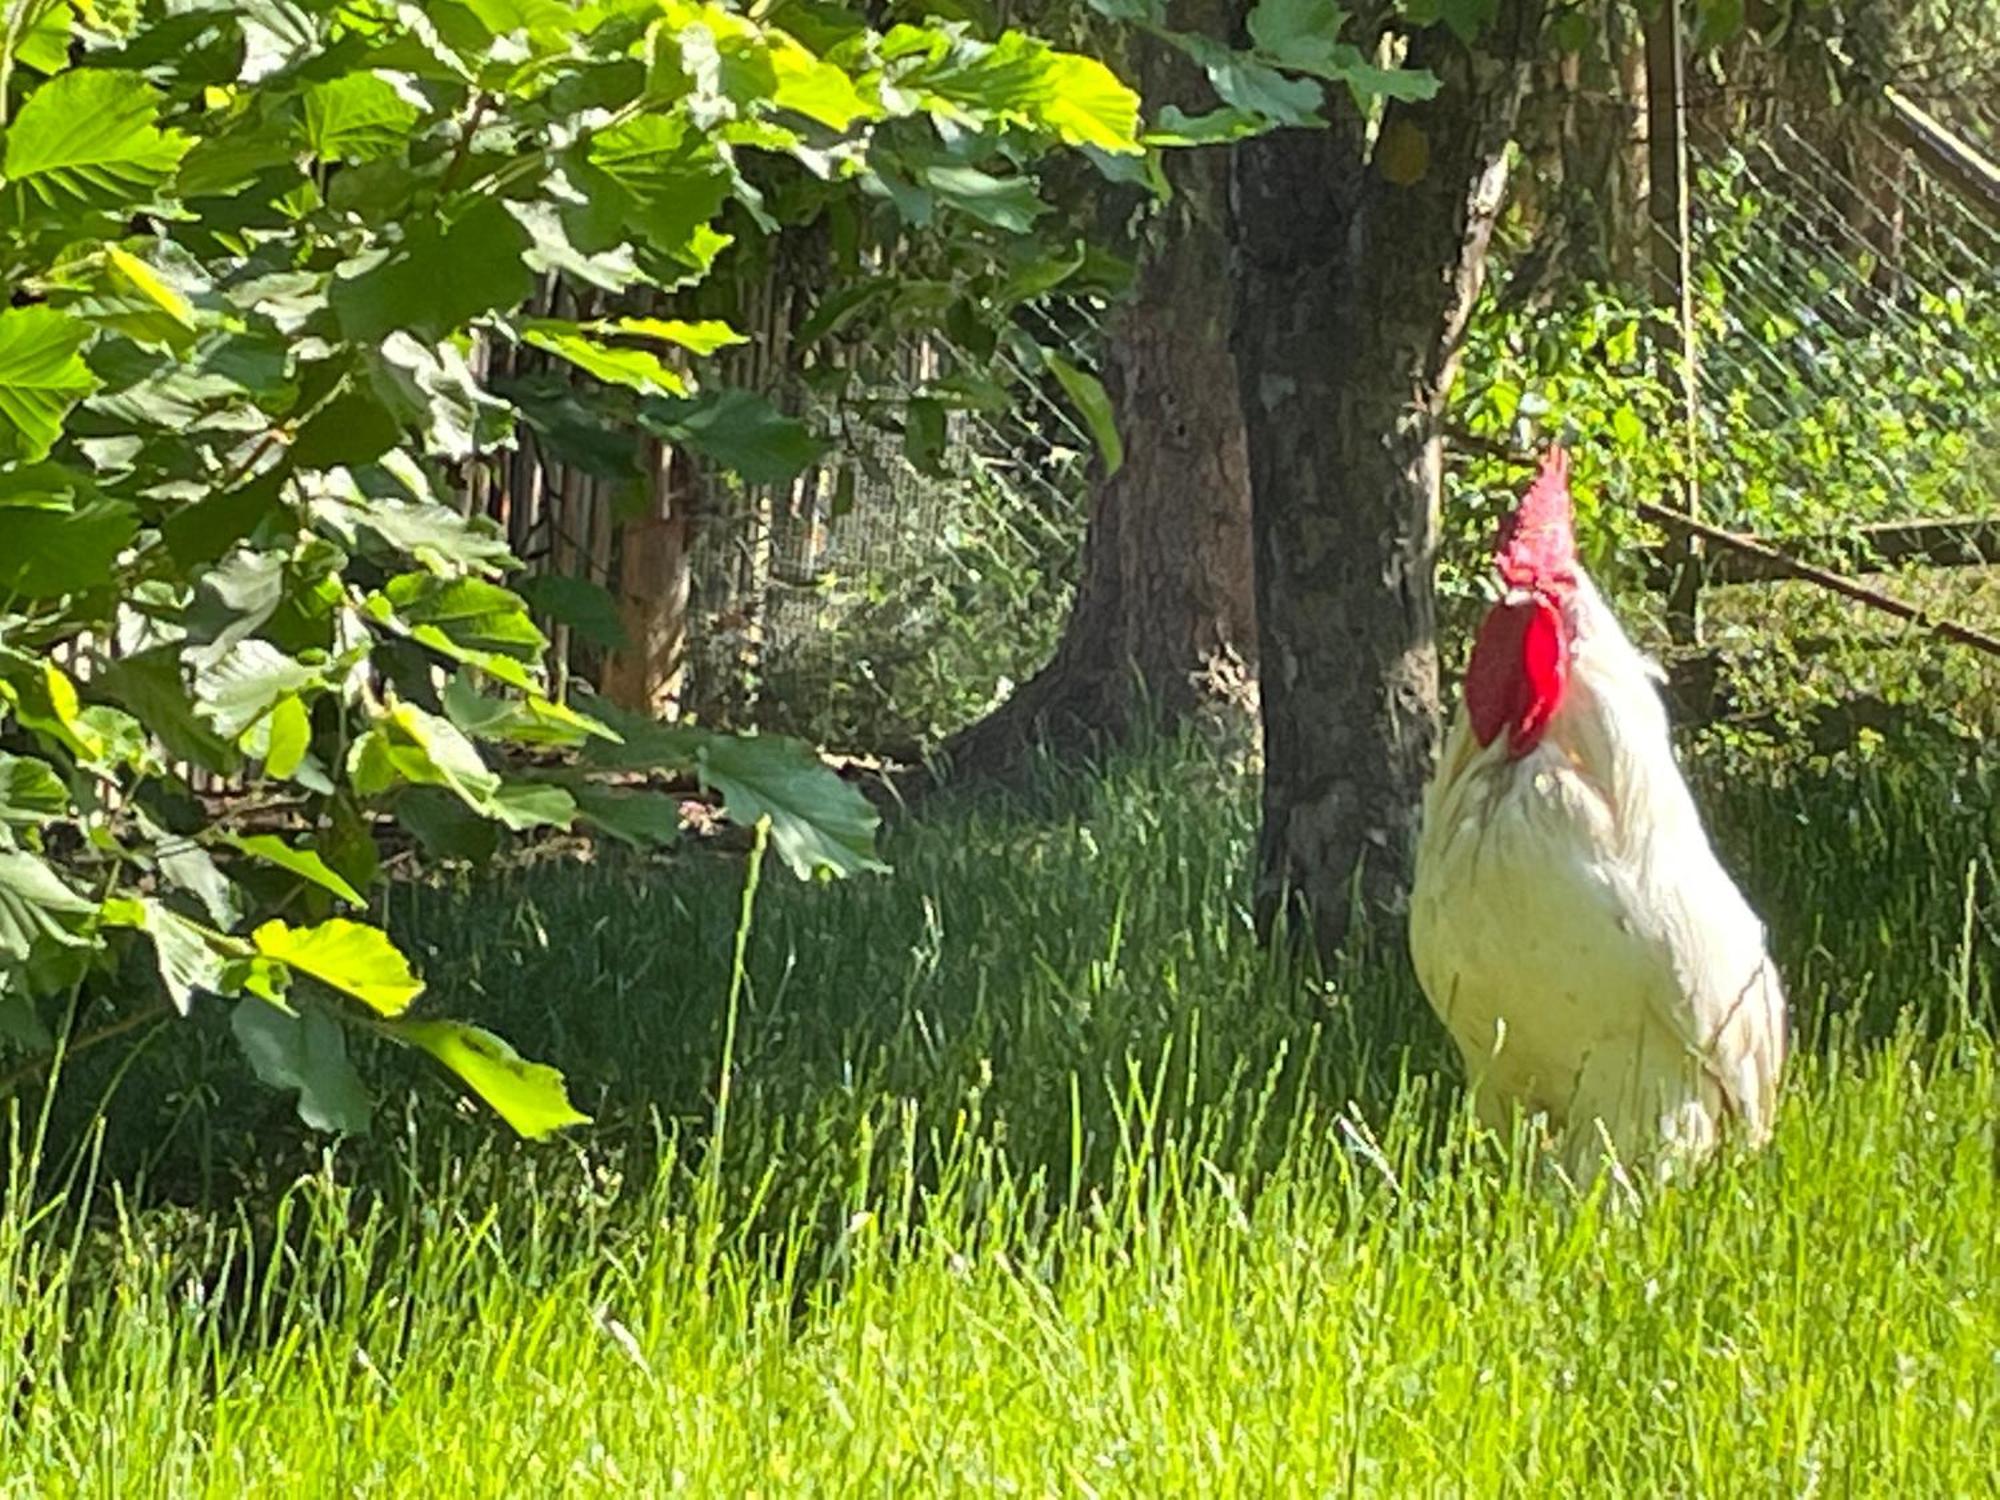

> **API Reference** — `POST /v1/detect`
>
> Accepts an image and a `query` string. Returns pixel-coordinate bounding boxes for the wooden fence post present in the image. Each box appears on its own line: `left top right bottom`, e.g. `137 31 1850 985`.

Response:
1644 0 1703 645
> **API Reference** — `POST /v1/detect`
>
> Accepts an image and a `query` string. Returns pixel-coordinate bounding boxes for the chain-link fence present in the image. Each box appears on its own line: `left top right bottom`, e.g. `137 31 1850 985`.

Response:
683 299 1103 748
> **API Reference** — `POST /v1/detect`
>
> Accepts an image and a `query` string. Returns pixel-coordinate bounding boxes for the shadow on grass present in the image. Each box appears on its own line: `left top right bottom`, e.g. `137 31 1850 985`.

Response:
12 729 1995 1259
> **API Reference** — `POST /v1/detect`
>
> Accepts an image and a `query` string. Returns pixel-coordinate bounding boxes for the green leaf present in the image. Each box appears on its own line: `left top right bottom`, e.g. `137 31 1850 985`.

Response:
0 848 92 960
385 574 547 663
440 677 615 749
517 573 627 651
770 39 874 129
108 896 234 1014
222 833 364 908
0 984 51 1052
1145 106 1265 146
570 785 684 848
0 307 98 464
158 839 242 928
522 321 689 396
919 164 1045 233
162 473 287 571
194 639 316 741
96 648 237 773
2 656 102 764
0 69 191 217
1175 37 1323 125
231 1000 374 1134
904 396 947 476
394 785 501 863
1432 0 1498 43
1246 0 1353 75
1612 403 1645 448
1334 56 1440 104
573 691 705 772
642 388 824 486
924 35 1140 154
590 317 746 356
1549 8 1591 52
387 1018 591 1138
292 388 403 470
1038 53 1143 154
0 753 67 827
504 197 643 293
15 1 70 74
695 732 886 880
264 694 312 778
252 917 425 1016
102 245 200 349
300 73 422 162
351 700 500 808
487 779 576 832
582 116 733 269
315 493 516 574
329 196 534 342
372 332 513 462
1693 0 1744 50
1044 352 1122 477
0 497 138 599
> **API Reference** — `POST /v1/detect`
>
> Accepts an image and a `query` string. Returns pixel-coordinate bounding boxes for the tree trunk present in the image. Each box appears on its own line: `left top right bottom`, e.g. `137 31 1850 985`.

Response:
600 441 694 718
939 21 1256 779
1231 3 1545 958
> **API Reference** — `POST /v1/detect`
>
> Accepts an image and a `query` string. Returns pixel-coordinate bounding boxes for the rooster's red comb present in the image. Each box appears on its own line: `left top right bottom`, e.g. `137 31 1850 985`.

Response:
1494 444 1577 591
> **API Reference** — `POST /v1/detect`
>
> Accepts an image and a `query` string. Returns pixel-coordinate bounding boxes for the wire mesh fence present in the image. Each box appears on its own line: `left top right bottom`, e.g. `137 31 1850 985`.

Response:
679 299 1102 746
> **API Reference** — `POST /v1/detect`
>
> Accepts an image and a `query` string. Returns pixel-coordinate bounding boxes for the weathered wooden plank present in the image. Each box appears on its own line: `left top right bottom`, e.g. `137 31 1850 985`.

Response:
1881 86 2000 230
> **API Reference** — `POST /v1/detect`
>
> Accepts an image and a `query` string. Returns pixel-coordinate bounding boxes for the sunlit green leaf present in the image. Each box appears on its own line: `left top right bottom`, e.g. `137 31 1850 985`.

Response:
522 321 689 396
300 73 422 162
263 694 313 779
0 69 190 217
590 317 746 355
104 896 235 1013
194 639 316 741
0 307 98 464
223 833 365 908
252 916 425 1015
387 1017 591 1137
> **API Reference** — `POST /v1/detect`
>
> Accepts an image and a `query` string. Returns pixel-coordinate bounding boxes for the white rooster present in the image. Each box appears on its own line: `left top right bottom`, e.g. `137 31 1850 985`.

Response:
1409 446 1787 1181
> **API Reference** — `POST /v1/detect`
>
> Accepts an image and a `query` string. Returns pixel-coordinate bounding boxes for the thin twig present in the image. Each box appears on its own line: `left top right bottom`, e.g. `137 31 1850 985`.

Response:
1632 501 2000 660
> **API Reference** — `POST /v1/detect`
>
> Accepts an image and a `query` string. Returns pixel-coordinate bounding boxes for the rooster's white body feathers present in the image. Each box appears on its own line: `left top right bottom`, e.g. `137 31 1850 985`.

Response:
1410 572 1786 1179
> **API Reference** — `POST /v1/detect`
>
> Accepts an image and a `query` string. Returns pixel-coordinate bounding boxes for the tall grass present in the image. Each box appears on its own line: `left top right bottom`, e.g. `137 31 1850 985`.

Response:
2 739 1995 1494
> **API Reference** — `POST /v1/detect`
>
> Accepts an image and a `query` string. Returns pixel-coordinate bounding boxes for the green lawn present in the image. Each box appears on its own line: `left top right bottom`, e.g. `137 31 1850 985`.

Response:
4 741 1996 1494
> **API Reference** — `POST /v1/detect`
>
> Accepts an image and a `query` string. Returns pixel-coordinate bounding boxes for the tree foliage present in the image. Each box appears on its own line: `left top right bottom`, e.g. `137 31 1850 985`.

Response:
0 0 1144 1136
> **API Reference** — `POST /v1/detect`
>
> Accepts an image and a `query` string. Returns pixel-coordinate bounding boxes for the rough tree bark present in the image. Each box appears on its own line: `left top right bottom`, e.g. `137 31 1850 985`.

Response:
1230 1 1545 957
939 17 1256 778
600 441 694 717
